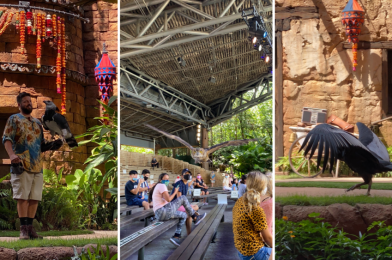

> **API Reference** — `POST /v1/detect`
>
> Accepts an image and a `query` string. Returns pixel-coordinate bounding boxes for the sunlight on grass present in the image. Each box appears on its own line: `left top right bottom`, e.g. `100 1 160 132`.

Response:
276 194 392 206
0 237 117 251
275 181 392 190
0 230 94 238
275 174 304 180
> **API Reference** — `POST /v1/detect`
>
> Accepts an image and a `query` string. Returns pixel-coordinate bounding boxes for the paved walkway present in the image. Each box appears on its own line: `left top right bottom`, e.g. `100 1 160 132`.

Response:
0 230 118 242
276 187 392 197
276 177 392 183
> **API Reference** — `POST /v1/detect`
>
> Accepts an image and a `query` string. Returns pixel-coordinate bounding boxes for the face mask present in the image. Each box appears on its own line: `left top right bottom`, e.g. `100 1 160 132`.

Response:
132 178 138 181
225 176 228 178
162 180 169 186
197 176 201 179
144 176 148 181
261 186 268 195
183 175 190 180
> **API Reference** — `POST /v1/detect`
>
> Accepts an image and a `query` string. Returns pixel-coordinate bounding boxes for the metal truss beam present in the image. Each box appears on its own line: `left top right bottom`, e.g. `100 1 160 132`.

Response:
120 67 209 126
206 75 272 125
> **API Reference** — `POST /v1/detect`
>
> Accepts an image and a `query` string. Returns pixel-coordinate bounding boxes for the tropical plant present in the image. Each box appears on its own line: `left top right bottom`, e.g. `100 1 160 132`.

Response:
71 243 117 260
76 96 118 189
121 145 153 154
276 213 392 259
65 169 117 229
0 174 16 230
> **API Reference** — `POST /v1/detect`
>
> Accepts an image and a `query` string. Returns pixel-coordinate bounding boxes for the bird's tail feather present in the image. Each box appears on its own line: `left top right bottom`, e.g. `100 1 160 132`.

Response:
379 160 392 171
66 136 78 148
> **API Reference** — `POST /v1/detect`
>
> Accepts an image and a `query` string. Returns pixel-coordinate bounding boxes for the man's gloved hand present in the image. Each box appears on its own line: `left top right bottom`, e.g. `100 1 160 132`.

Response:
41 139 64 152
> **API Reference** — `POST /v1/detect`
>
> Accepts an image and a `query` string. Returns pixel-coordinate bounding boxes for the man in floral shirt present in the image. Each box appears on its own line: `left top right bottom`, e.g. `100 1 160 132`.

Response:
3 92 63 240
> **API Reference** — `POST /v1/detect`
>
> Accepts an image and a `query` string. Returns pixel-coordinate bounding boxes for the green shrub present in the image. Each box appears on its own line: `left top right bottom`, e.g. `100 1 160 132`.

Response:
276 214 392 259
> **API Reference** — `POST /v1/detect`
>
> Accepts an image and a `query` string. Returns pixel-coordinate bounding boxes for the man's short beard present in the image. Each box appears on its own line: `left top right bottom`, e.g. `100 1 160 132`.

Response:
21 106 32 114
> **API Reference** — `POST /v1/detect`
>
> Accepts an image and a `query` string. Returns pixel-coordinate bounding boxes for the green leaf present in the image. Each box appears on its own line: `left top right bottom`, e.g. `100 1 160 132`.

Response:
65 175 77 186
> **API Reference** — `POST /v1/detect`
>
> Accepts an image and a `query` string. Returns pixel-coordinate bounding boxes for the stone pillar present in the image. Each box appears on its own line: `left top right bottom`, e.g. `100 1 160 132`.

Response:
202 127 209 170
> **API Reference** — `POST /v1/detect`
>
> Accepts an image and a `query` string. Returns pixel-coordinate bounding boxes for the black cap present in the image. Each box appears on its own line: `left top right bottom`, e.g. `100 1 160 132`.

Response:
181 168 191 175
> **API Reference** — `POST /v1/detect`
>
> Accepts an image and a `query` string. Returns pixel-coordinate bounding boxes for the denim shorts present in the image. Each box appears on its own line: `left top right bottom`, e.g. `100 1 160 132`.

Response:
237 246 271 260
127 197 147 207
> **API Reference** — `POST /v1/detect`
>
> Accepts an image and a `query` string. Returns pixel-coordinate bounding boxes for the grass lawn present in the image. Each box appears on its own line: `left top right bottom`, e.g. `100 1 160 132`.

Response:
0 237 117 251
275 173 304 180
275 181 392 190
276 194 392 206
0 230 94 237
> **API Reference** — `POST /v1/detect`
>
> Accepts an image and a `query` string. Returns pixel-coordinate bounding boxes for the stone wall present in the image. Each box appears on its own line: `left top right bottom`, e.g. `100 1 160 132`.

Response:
0 0 117 176
276 0 392 154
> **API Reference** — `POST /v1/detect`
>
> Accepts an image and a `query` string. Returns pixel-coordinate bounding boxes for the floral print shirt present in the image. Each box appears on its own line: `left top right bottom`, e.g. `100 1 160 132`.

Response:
2 113 44 173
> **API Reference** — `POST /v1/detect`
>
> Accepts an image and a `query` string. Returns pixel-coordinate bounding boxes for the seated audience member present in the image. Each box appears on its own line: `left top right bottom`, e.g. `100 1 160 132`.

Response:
222 172 232 191
195 173 209 205
139 169 155 201
232 171 272 260
175 175 181 183
210 171 216 187
238 174 247 197
151 157 159 169
232 178 238 191
171 169 199 235
150 173 207 246
125 170 150 210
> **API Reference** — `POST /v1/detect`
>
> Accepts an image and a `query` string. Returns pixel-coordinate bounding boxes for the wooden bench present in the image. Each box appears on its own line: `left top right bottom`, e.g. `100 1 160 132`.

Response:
120 201 205 259
120 204 140 216
192 190 231 202
167 203 227 260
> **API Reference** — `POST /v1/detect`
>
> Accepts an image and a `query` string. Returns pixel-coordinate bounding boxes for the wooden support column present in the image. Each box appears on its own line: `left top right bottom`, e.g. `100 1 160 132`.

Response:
155 143 161 155
201 127 209 170
172 148 177 158
275 31 284 160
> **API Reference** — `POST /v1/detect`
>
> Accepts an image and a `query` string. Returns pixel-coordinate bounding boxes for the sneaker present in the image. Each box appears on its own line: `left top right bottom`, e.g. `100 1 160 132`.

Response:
170 236 183 247
193 212 207 226
204 202 208 205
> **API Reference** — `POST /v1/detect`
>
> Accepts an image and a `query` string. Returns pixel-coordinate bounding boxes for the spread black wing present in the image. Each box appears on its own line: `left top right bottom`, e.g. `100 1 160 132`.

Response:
145 124 194 150
357 122 389 161
53 113 72 132
299 124 379 173
207 139 258 154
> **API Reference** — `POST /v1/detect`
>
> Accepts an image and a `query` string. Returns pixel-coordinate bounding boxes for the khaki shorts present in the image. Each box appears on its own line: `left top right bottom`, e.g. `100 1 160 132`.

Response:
10 171 43 201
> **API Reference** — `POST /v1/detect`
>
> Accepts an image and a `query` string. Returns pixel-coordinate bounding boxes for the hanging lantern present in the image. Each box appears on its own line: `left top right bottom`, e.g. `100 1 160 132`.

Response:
95 43 116 106
341 0 365 71
46 14 52 37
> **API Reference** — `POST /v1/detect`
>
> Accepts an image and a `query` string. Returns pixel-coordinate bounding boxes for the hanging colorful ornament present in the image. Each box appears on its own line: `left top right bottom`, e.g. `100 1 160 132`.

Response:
41 13 46 41
341 0 365 71
32 12 36 35
52 14 57 38
0 12 13 37
0 11 7 30
46 14 52 37
36 13 42 69
19 11 25 54
95 43 116 107
61 17 66 115
15 11 19 31
56 16 62 94
26 10 32 35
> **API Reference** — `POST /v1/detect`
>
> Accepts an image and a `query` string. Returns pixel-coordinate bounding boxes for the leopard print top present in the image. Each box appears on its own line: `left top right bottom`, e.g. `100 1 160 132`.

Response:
232 196 267 256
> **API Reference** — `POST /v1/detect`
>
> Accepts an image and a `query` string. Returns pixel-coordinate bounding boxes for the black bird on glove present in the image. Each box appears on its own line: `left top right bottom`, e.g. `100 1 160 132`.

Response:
41 101 78 148
300 123 392 196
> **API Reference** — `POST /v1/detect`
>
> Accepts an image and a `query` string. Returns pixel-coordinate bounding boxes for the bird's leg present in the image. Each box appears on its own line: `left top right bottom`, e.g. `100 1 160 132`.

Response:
366 179 372 196
346 182 368 193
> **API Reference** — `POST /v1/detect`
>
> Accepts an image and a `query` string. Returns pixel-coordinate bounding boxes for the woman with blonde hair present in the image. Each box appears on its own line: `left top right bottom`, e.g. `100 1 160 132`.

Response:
232 171 272 260
260 174 273 235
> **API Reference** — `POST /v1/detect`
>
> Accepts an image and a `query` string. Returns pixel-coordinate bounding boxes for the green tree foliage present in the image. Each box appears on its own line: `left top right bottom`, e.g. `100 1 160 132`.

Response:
121 145 153 154
209 98 272 174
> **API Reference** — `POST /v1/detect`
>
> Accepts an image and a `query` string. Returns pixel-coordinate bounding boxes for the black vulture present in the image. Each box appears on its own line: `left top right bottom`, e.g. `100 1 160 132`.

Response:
299 123 392 195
